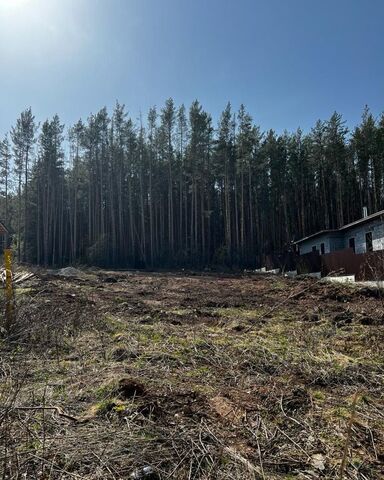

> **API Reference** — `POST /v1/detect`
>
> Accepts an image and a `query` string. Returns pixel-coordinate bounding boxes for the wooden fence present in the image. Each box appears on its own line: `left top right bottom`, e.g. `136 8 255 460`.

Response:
264 248 384 280
321 248 384 281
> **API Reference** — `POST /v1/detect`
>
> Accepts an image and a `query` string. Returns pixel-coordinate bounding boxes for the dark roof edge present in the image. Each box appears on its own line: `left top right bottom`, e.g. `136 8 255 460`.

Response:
339 209 384 231
293 229 340 244
294 209 384 245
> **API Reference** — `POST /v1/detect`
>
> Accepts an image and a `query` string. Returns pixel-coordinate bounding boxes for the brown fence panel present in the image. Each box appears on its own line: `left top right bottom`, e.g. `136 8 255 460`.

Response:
321 248 360 277
321 249 384 280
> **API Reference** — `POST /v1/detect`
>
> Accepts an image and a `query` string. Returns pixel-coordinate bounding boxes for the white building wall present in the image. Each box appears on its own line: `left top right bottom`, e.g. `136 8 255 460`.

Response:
298 220 384 256
298 234 344 255
299 234 332 255
343 220 384 254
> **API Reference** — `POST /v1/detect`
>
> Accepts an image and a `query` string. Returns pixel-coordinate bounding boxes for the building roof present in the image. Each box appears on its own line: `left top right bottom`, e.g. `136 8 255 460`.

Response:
294 209 384 245
339 209 384 231
293 229 340 245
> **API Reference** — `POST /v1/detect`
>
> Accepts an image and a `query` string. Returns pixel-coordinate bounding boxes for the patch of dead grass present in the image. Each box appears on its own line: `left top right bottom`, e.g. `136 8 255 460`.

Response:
1 271 383 479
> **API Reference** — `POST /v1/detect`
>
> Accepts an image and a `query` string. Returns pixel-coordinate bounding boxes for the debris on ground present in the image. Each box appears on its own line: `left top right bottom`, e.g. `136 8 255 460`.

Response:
0 269 35 286
55 266 84 278
1 270 383 479
129 466 160 479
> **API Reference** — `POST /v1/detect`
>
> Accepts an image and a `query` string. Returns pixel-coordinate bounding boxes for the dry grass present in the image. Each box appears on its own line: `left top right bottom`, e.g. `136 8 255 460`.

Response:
0 271 383 479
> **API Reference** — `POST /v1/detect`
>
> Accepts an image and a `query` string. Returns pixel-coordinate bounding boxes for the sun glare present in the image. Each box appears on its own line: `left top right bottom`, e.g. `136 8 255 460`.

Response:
0 0 30 8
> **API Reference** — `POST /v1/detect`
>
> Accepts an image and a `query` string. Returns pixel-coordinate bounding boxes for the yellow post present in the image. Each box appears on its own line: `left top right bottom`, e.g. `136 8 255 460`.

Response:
4 248 13 331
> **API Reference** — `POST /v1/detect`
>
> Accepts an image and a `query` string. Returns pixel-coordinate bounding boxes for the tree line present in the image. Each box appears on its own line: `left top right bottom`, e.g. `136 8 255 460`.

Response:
0 100 383 268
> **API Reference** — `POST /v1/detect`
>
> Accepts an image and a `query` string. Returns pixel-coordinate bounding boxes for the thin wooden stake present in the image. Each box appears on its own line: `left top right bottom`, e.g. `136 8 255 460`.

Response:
4 249 13 331
339 390 360 480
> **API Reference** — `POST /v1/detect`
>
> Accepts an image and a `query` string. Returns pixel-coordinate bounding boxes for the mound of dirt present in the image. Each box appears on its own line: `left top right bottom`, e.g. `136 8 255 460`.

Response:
56 267 84 278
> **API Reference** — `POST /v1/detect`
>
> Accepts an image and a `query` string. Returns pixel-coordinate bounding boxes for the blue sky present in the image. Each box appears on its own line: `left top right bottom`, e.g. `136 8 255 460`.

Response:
0 0 383 137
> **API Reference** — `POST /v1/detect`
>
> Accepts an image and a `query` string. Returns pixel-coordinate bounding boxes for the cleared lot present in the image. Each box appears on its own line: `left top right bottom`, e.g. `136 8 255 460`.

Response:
1 270 383 479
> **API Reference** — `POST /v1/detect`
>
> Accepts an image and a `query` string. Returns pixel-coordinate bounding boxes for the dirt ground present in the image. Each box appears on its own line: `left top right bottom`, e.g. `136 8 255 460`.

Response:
1 269 384 479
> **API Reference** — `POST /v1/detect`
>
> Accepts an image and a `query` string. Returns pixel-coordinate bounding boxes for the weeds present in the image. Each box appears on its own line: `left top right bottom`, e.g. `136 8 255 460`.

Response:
0 271 383 479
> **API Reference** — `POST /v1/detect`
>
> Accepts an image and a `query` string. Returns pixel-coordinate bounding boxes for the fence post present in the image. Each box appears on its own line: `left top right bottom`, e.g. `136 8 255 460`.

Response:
4 248 13 332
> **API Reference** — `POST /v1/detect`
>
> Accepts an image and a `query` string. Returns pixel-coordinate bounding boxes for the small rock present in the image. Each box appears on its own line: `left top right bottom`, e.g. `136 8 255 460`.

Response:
129 466 159 479
311 453 326 471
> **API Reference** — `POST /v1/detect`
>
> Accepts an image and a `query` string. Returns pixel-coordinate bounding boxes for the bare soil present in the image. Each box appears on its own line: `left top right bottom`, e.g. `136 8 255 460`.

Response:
1 270 383 479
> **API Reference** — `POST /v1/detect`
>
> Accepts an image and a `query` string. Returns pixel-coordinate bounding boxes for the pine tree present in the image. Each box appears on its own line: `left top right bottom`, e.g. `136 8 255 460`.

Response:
11 108 36 262
324 112 348 227
352 106 378 213
215 102 234 263
160 98 176 260
0 135 11 228
236 105 256 262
